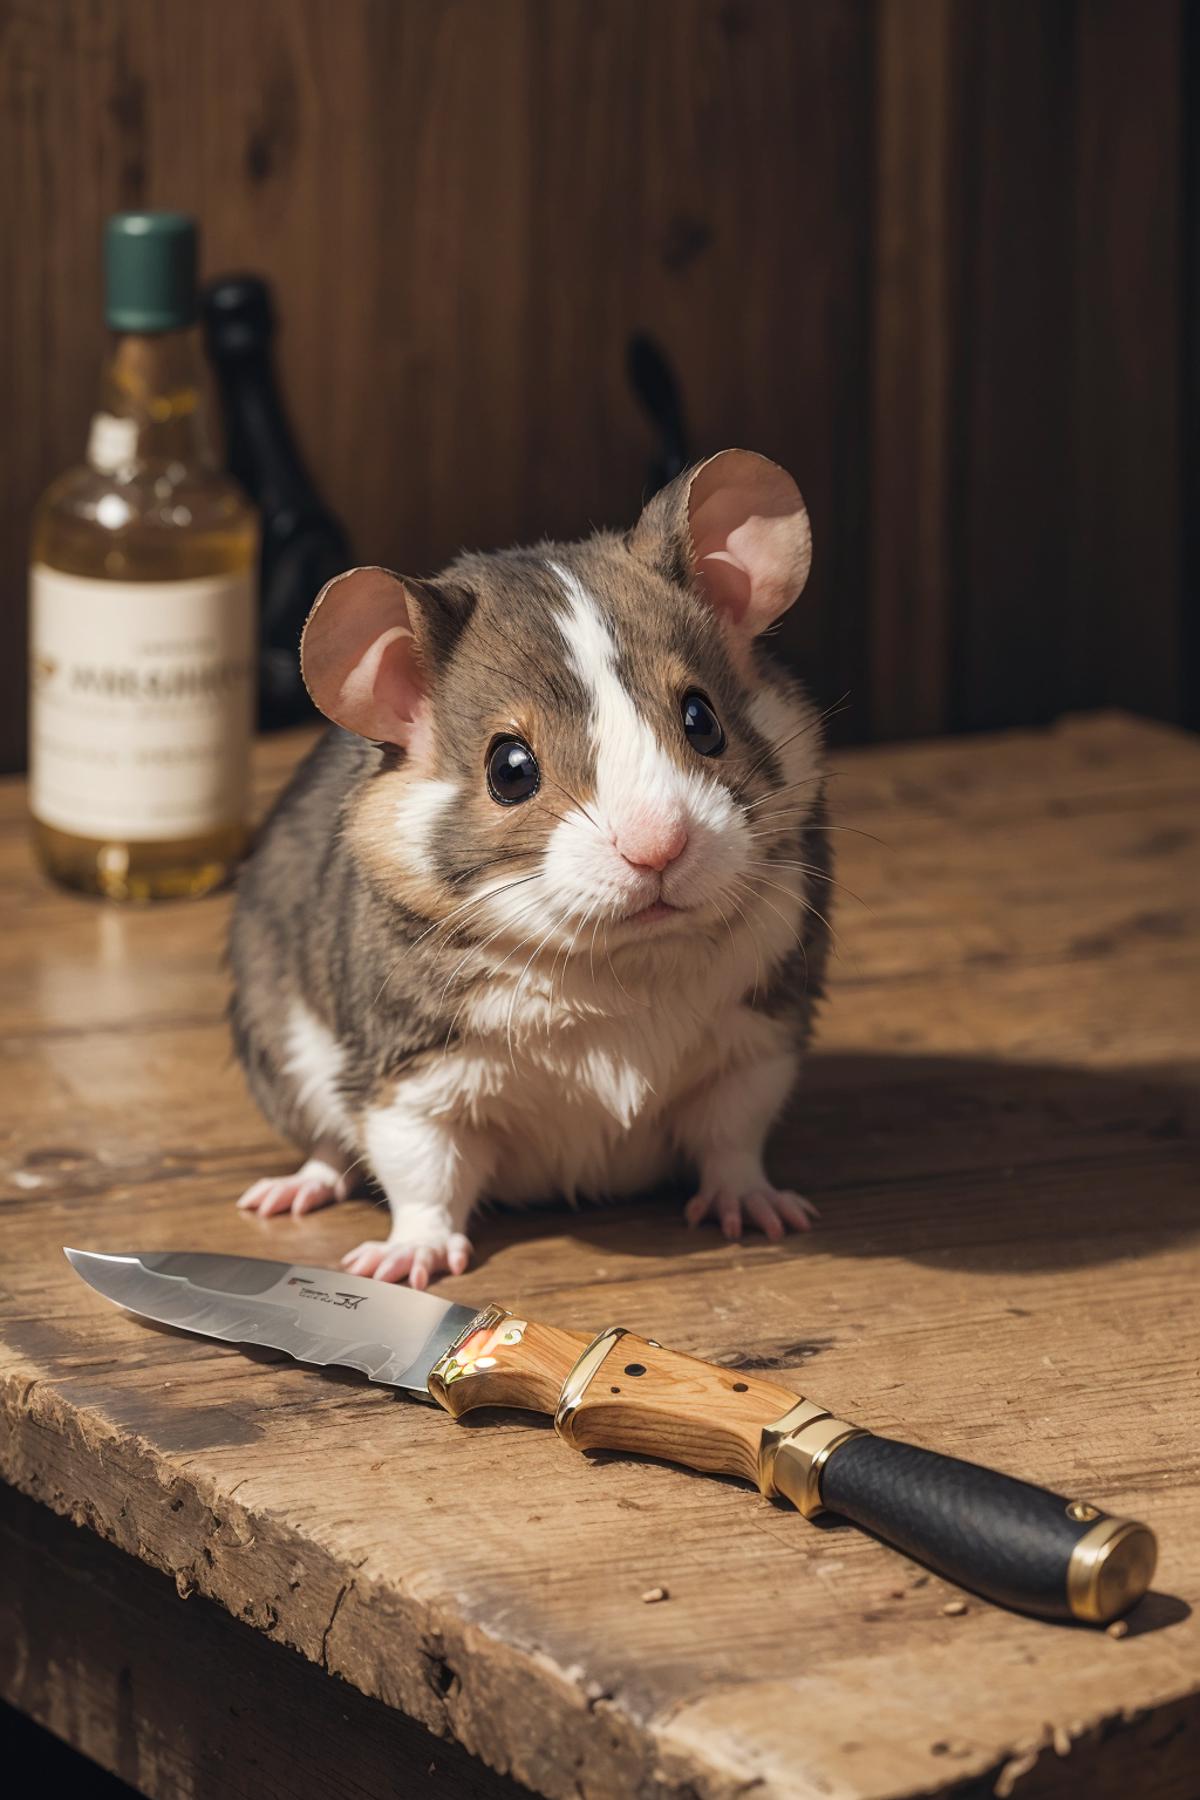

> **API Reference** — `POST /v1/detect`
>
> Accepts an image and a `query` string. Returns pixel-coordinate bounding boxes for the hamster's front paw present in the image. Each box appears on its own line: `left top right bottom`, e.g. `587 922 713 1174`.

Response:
340 1232 474 1289
684 1182 818 1242
237 1157 350 1218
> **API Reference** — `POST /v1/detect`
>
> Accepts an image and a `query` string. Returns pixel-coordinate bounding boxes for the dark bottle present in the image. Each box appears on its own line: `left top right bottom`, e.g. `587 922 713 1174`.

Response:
202 275 353 728
626 333 691 497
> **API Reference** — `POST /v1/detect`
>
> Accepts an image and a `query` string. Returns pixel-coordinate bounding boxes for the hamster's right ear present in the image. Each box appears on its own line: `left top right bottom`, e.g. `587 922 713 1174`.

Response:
629 449 812 636
300 566 427 746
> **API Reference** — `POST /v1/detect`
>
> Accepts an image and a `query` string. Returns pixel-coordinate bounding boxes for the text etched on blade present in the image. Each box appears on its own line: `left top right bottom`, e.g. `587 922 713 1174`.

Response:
287 1277 367 1312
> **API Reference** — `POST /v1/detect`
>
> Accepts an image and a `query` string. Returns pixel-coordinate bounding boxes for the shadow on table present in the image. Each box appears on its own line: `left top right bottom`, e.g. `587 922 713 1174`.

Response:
484 1049 1198 1276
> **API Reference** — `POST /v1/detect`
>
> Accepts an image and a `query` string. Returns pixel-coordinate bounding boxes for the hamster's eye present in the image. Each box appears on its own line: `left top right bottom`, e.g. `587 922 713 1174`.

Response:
486 735 540 805
681 691 725 757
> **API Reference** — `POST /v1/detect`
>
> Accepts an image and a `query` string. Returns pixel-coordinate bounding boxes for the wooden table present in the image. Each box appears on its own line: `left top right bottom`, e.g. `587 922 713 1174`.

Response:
2 713 1198 1800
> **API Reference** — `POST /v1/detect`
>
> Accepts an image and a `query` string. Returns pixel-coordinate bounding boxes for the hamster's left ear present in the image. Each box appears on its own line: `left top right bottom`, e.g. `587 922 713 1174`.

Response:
629 449 812 635
300 566 429 746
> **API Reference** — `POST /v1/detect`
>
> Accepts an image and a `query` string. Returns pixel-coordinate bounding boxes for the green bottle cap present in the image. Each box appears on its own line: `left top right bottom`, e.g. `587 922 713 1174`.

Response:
104 212 198 332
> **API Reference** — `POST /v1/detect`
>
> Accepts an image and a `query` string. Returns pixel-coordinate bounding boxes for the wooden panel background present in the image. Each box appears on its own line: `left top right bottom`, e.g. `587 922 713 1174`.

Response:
0 0 1187 770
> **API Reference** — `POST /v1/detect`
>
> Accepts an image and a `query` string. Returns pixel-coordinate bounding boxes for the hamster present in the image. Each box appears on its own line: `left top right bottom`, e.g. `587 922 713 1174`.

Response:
230 449 833 1287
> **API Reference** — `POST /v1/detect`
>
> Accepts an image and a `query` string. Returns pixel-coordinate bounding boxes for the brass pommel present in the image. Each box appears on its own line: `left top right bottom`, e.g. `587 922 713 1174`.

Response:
758 1398 868 1519
1066 1516 1158 1623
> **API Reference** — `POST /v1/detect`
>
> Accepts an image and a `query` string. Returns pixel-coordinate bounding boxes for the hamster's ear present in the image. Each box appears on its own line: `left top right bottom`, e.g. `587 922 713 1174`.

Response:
300 566 427 746
631 449 812 635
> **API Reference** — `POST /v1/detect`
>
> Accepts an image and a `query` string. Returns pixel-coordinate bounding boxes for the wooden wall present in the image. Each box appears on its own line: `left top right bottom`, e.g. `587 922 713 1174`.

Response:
0 0 1187 770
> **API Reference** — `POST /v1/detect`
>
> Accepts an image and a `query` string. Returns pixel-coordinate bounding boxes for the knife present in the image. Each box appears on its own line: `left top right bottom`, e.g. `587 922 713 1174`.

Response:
64 1247 1156 1624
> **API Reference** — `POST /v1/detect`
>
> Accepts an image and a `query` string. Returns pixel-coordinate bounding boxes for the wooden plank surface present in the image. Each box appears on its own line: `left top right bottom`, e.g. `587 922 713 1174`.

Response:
2 1 1187 773
1 712 1199 1800
0 1480 523 1800
948 0 1183 734
0 0 873 769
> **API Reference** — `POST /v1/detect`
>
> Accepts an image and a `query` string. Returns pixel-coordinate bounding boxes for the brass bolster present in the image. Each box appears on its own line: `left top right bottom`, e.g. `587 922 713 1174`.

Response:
758 1398 869 1519
554 1325 627 1449
1066 1515 1158 1623
427 1302 511 1409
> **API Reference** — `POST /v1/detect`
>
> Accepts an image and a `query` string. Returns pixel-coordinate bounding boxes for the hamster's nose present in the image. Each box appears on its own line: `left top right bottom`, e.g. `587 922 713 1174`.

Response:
617 819 689 873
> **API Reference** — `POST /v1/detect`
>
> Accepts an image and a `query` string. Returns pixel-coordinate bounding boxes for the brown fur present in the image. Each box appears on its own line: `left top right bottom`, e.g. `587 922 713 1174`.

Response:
229 467 831 1181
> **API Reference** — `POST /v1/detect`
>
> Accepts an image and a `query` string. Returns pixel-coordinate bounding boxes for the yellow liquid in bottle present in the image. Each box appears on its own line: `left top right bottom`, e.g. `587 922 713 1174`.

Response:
30 334 259 900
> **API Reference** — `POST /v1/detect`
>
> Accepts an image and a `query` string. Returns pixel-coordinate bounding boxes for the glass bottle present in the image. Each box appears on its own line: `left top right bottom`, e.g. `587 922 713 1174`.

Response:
204 275 352 729
28 212 259 899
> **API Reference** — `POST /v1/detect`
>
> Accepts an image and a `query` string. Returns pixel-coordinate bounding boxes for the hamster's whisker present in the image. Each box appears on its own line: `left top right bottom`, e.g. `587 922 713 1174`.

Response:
542 773 602 834
739 773 826 812
726 693 850 793
746 818 886 849
732 877 810 988
417 877 540 960
723 693 847 769
474 605 581 707
505 910 574 1067
386 873 543 1009
747 856 871 913
440 896 556 1049
472 655 561 714
721 889 763 1006
797 821 888 847
538 804 585 831
441 920 545 1052
477 617 575 714
436 889 550 1010
743 868 845 961
710 893 759 1006
448 848 541 887
601 921 651 1010
588 911 603 991
332 1151 364 1186
406 875 530 952
549 900 601 1014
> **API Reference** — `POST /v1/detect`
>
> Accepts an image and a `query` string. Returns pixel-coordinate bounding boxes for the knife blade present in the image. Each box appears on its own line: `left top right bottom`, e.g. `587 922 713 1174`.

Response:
63 1247 478 1397
64 1246 1157 1625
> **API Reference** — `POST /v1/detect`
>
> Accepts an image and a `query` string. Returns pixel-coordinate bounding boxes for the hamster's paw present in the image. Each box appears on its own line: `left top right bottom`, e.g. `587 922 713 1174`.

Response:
237 1157 350 1218
340 1233 474 1289
684 1183 819 1242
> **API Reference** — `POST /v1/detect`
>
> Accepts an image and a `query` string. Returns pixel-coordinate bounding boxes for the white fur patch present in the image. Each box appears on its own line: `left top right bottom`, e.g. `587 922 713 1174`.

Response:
283 1002 355 1148
391 774 460 880
362 989 792 1210
548 558 623 693
541 558 749 929
364 1076 495 1239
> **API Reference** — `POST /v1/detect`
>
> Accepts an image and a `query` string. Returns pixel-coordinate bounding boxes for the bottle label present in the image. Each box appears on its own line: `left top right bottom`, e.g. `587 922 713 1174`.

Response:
29 565 256 841
86 413 139 474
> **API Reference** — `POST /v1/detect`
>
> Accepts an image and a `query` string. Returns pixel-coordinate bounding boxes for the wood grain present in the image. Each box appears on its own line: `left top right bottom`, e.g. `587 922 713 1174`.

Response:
435 1316 590 1419
439 1317 800 1487
869 0 956 740
0 1479 525 1800
559 1336 796 1486
0 0 873 770
1 712 1198 1798
2 1 1187 775
948 0 1183 733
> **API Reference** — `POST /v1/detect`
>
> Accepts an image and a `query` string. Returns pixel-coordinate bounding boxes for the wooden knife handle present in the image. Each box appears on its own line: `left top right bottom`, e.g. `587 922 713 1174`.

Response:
427 1312 1156 1623
428 1311 798 1480
428 1308 592 1415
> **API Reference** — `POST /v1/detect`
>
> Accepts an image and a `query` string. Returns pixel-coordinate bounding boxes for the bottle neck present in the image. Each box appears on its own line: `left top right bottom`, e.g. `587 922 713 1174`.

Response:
90 329 213 473
210 344 326 522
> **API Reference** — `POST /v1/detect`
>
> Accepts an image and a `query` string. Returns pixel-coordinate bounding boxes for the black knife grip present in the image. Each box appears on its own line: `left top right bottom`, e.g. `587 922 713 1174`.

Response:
819 1434 1156 1623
